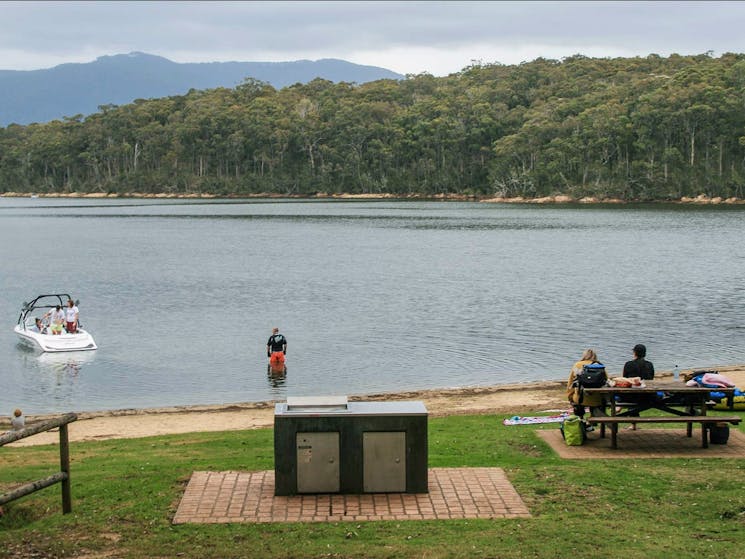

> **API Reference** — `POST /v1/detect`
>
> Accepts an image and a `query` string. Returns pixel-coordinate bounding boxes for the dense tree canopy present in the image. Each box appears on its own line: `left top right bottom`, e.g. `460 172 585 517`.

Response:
2 52 745 200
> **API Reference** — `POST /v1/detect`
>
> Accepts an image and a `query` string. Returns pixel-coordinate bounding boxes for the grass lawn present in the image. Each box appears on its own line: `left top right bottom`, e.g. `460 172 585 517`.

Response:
1 413 744 558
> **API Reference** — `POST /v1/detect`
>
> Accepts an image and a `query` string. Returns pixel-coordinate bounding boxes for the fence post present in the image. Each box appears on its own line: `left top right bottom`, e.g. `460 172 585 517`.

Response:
59 423 71 514
0 412 77 515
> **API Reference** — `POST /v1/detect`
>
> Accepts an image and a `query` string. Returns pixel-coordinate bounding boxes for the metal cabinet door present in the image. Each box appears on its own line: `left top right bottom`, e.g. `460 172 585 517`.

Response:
363 431 406 492
296 432 340 493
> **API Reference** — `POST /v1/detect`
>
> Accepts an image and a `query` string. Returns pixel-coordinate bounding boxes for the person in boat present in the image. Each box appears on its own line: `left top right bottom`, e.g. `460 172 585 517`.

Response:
267 327 287 366
43 305 65 335
65 299 79 334
32 317 47 334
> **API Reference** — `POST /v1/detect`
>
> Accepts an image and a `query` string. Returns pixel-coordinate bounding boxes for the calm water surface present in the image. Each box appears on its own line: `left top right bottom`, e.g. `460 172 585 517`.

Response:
2 198 744 414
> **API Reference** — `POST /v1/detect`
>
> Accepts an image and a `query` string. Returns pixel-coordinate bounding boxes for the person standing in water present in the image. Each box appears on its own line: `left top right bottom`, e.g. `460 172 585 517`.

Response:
267 327 287 366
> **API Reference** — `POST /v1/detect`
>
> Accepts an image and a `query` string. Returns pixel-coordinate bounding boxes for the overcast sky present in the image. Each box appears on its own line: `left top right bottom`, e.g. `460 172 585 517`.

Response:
2 1 744 75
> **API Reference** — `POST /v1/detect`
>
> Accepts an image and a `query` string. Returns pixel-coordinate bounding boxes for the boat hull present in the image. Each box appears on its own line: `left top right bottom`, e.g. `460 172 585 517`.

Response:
14 325 97 352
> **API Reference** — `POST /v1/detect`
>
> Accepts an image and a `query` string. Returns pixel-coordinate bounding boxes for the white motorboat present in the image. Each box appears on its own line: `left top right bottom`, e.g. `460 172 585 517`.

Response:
14 294 97 352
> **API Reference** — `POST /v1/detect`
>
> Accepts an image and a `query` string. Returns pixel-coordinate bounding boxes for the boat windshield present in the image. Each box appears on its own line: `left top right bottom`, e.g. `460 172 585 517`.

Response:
17 294 73 330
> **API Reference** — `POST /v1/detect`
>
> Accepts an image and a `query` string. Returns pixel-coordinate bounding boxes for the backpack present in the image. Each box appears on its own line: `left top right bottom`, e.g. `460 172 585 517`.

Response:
576 363 607 388
560 415 586 446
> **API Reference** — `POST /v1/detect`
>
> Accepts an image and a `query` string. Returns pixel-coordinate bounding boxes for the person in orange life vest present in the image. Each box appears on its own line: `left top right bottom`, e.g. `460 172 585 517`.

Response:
267 327 287 366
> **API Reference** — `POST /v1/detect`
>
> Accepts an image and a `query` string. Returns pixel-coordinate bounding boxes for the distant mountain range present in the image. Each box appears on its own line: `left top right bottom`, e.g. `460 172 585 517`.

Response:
0 52 405 126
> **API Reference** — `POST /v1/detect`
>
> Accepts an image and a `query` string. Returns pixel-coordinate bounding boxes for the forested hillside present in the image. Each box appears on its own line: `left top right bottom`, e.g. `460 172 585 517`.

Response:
2 52 745 200
0 53 404 126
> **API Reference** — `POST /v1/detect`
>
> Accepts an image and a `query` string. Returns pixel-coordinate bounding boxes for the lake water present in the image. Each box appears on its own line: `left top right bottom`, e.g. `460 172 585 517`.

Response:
2 198 744 415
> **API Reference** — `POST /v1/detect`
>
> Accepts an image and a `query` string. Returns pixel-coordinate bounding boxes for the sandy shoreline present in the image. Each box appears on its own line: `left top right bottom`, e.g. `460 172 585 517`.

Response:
2 191 743 205
4 366 744 447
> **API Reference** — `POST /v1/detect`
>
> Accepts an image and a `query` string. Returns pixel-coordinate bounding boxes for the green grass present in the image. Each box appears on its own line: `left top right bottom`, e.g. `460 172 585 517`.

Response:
1 413 744 558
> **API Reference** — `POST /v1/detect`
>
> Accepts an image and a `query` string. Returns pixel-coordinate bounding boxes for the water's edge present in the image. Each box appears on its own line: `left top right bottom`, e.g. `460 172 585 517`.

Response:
8 364 731 423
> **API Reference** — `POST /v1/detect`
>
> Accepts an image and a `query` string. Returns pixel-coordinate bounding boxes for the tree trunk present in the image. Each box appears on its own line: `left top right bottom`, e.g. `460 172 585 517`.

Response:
690 130 695 167
719 139 724 177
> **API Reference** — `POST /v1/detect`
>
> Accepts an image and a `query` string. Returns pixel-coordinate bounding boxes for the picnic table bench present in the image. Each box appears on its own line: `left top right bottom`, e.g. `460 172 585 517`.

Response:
586 415 741 448
582 382 740 449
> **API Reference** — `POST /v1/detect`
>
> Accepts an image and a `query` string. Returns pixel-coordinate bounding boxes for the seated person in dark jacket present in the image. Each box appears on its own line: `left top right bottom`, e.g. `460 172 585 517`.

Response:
621 344 655 429
623 344 655 379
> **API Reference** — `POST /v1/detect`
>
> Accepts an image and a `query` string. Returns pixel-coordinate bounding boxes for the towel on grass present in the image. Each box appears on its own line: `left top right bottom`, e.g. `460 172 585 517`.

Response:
502 412 570 426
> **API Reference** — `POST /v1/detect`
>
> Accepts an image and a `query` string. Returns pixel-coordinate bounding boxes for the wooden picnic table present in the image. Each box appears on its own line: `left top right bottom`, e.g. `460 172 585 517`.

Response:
582 382 740 449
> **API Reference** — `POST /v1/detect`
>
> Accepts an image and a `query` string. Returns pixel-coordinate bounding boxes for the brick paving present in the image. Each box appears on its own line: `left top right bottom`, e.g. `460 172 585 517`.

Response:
173 467 530 524
537 426 745 458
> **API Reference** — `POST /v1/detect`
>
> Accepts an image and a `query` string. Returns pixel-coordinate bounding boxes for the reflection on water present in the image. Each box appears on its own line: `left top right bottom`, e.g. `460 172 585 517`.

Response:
10 346 97 411
16 345 95 378
267 364 287 391
36 350 96 375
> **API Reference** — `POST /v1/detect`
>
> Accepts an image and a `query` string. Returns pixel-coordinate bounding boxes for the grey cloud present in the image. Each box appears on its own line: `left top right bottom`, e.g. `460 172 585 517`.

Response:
2 1 744 65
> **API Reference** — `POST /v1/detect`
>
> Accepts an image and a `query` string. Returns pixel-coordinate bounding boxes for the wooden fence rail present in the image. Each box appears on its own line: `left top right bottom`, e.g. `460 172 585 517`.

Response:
0 412 77 514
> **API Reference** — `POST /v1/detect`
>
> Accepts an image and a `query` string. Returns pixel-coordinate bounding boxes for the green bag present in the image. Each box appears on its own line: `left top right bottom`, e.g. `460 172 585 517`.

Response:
561 414 586 446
